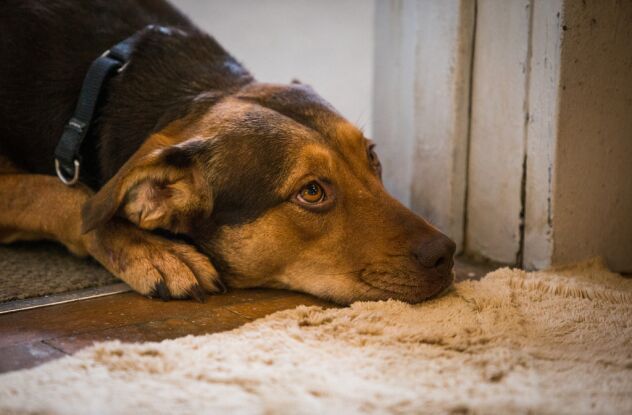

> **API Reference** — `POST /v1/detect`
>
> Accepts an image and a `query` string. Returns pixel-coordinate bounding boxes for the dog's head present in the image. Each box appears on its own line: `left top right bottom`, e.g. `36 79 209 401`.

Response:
83 82 455 304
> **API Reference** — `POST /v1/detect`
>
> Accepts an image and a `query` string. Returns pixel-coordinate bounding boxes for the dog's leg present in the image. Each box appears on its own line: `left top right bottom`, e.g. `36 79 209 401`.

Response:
0 173 223 300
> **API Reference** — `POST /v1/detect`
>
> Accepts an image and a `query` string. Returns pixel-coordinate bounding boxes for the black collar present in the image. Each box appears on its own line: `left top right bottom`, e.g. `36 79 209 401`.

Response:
54 25 170 185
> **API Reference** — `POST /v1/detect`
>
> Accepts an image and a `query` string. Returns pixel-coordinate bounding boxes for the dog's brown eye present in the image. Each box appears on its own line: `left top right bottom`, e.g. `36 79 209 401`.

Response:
298 182 325 204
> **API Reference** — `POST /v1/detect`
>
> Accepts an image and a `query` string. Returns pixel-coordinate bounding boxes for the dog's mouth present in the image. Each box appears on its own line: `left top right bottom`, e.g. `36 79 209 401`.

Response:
428 271 456 299
358 269 455 303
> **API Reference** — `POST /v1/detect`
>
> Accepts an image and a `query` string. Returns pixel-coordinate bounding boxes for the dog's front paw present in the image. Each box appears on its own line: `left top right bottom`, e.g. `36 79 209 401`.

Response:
85 220 225 301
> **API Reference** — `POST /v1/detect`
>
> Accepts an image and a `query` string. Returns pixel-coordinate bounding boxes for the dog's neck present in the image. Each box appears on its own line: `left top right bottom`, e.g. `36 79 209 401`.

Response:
94 28 254 185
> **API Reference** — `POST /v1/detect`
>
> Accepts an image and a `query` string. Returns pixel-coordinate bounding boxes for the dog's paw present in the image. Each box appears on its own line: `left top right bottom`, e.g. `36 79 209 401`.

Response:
85 220 225 301
131 237 226 301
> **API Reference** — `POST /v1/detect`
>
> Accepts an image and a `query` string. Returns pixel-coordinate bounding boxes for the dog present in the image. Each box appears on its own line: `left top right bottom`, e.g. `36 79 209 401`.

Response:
0 0 456 305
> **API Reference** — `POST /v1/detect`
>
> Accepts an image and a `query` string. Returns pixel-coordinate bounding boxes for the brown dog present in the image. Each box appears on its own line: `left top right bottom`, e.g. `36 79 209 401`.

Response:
0 0 456 304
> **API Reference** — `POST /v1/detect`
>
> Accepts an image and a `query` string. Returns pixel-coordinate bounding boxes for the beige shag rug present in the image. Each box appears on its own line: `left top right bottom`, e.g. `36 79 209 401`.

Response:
1 259 631 414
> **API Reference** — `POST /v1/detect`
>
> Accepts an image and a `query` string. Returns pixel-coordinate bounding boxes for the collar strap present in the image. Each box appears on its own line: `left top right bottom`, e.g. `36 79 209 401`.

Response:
54 25 169 185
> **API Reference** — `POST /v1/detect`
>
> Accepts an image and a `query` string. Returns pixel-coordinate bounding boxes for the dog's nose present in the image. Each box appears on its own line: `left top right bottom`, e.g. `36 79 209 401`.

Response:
412 234 456 275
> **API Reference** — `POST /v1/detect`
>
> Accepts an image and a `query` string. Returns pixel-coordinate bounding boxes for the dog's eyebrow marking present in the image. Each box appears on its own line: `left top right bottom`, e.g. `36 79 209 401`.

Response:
277 144 335 196
335 122 365 145
328 121 368 168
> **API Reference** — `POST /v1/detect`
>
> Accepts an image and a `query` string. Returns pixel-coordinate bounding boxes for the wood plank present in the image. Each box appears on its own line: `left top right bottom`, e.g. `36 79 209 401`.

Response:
225 295 335 320
410 0 475 250
0 341 66 373
46 308 250 354
541 1 632 272
0 288 292 348
372 0 417 206
373 0 475 251
466 0 532 264
523 0 563 269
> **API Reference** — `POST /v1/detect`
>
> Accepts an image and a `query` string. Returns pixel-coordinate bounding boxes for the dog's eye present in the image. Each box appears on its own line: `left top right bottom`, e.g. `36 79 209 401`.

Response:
298 182 325 204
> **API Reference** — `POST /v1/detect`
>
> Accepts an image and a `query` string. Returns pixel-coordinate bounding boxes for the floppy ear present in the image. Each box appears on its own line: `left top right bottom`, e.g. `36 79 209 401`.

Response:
81 138 212 234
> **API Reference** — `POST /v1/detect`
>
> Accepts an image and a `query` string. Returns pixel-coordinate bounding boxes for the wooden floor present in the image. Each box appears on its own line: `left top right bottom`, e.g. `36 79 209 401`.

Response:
0 259 495 373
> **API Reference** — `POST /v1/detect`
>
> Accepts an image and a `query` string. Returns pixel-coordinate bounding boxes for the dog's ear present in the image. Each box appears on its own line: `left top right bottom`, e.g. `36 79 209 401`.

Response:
81 137 212 234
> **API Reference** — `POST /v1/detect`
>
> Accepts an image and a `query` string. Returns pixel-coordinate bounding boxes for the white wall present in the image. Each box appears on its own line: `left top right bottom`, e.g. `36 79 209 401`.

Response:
372 0 418 211
521 0 632 273
549 0 632 272
410 0 474 251
375 0 631 272
465 0 531 264
373 0 475 248
172 0 375 136
522 0 563 269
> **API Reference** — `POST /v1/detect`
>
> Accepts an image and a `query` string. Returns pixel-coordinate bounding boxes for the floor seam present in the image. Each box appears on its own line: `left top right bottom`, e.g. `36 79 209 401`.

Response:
222 306 255 321
41 340 70 355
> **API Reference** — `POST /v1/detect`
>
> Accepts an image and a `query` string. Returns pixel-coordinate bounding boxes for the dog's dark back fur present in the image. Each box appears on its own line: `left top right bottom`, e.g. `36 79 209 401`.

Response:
0 0 253 186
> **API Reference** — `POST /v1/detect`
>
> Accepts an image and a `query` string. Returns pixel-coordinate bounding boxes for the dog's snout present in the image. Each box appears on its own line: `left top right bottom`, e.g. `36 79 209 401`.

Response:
412 234 456 275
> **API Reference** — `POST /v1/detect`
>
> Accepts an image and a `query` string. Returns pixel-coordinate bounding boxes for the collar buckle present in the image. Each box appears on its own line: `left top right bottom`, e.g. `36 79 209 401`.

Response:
55 158 81 186
52 25 168 186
